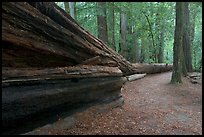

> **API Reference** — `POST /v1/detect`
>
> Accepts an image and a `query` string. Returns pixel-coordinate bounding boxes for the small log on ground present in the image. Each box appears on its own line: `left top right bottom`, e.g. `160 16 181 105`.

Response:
126 73 146 81
187 72 201 79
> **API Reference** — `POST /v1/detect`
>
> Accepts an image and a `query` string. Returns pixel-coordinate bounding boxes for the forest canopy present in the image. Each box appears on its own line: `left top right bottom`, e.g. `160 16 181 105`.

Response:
56 2 202 72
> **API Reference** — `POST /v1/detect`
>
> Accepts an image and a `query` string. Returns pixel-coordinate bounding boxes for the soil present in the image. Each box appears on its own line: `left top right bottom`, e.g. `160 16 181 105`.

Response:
25 72 202 135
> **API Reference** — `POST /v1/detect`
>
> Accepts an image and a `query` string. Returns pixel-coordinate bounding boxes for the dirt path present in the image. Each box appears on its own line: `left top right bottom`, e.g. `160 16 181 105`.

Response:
27 72 202 135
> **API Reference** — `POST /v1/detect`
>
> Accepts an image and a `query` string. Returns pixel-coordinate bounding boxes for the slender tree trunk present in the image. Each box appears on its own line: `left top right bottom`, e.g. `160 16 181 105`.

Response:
183 2 193 72
171 2 184 84
69 2 76 19
64 2 69 13
119 8 127 58
142 11 156 62
109 2 116 51
158 23 164 63
133 31 139 63
97 2 108 45
126 18 133 62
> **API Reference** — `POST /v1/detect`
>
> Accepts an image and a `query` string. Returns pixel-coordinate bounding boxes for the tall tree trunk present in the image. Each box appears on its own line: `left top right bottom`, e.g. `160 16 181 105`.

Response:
69 2 76 19
158 23 164 63
64 2 69 13
109 2 116 51
126 17 133 62
182 2 193 72
171 2 184 84
142 11 156 62
120 9 127 58
97 2 108 45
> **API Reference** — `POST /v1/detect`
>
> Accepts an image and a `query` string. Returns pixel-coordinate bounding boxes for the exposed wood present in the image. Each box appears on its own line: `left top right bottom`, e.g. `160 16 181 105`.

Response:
126 73 146 81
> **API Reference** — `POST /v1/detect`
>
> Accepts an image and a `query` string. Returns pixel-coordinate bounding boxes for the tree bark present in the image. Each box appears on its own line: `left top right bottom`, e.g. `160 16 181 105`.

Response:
2 75 125 134
158 21 164 63
171 2 184 84
183 2 193 72
108 2 116 51
97 2 109 45
2 66 123 83
120 8 127 58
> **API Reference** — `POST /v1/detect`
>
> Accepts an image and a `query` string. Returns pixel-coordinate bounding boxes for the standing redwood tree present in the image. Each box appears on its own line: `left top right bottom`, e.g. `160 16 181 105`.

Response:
97 2 108 45
108 2 116 51
119 7 127 58
183 2 193 72
158 3 165 63
158 23 164 63
171 2 184 84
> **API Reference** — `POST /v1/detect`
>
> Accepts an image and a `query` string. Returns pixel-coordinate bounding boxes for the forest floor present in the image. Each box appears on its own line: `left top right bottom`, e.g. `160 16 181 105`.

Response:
25 71 202 135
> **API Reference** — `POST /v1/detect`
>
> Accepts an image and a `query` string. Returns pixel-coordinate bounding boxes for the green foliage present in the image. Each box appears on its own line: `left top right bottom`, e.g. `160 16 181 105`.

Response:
55 2 202 70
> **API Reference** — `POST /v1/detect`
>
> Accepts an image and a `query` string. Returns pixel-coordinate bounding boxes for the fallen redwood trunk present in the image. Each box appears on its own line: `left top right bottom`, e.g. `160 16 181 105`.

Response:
2 75 125 134
2 66 123 82
2 2 138 75
2 2 132 134
133 63 173 74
